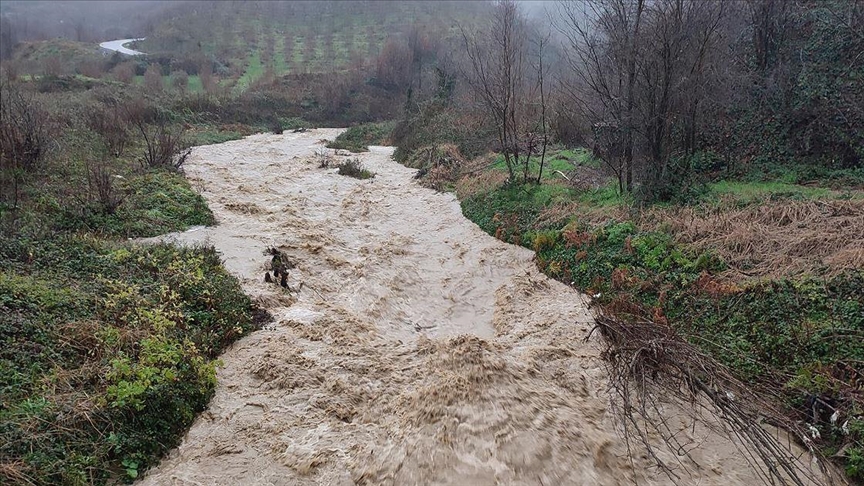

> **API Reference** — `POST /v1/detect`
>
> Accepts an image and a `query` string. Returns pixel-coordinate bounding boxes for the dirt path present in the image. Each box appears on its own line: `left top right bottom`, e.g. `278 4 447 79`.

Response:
138 129 809 485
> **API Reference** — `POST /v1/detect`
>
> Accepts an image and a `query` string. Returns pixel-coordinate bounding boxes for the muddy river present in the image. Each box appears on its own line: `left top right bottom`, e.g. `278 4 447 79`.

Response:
138 129 819 485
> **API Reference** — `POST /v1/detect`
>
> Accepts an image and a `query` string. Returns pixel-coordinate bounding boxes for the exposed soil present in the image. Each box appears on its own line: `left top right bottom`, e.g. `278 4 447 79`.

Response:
138 129 818 485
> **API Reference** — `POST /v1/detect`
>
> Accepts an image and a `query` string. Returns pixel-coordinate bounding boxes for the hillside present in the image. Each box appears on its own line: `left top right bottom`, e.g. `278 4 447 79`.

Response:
139 1 487 90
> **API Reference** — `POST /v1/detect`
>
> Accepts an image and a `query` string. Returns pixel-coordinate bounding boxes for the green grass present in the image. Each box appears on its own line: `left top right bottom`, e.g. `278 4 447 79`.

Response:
187 126 248 146
273 35 288 75
0 236 260 484
336 158 375 180
558 147 602 168
708 180 836 203
187 75 203 93
291 35 305 67
461 182 574 238
326 122 395 152
53 170 215 239
234 50 264 93
489 147 601 181
577 182 627 207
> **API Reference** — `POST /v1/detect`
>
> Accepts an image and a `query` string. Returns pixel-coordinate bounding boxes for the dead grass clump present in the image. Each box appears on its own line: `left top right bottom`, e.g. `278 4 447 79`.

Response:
455 170 508 200
536 201 625 230
591 303 837 485
313 147 332 168
408 144 465 192
640 199 864 279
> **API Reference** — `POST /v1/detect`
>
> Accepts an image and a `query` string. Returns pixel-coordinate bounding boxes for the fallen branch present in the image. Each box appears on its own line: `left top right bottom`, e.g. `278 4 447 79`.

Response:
589 302 844 485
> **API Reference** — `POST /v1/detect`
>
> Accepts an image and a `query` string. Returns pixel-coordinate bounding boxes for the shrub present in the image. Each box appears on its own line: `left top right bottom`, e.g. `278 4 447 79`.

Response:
86 99 131 158
336 158 374 179
326 122 394 153
406 144 464 191
314 147 332 168
0 237 261 484
86 159 124 215
143 63 164 93
111 62 135 84
170 70 189 92
0 81 49 208
132 118 192 171
268 117 283 134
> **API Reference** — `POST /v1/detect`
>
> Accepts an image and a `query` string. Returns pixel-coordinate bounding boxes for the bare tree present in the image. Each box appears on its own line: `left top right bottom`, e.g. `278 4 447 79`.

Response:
171 69 189 93
556 0 728 200
0 81 48 209
86 159 124 214
198 59 215 93
555 0 644 193
126 101 191 171
533 32 551 183
42 56 63 78
748 0 790 73
144 63 164 93
87 97 131 158
375 35 413 91
461 0 532 183
636 0 726 199
112 62 135 85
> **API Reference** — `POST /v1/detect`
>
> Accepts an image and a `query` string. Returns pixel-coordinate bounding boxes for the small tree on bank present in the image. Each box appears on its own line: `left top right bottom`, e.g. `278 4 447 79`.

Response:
461 0 537 183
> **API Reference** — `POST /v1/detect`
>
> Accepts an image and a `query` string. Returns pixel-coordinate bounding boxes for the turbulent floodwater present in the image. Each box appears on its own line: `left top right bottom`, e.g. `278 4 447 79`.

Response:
138 129 812 485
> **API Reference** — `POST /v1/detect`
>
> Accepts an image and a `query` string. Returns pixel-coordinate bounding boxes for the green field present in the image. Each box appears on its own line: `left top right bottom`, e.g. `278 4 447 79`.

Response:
137 1 483 92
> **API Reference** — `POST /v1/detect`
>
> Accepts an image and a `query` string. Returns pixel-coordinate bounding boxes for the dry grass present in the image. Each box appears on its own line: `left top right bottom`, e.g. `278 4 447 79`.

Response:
455 169 508 200
408 144 466 192
535 200 624 229
641 199 864 279
534 196 864 280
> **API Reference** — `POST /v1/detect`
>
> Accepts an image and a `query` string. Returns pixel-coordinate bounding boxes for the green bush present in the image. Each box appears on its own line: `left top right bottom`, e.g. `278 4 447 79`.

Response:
0 236 260 484
336 158 375 180
55 170 215 238
326 122 395 153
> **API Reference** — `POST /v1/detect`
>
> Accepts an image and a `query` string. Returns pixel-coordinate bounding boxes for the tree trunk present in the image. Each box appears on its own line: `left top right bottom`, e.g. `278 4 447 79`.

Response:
624 0 645 193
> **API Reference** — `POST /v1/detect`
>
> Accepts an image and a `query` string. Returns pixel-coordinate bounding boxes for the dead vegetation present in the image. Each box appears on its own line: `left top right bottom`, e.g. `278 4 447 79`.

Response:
408 144 465 192
641 199 864 279
455 166 508 200
533 197 864 281
591 303 840 486
85 159 125 214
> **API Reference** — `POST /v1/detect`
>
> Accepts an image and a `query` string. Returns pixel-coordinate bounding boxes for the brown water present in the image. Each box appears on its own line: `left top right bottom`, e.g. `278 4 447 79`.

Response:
138 129 820 486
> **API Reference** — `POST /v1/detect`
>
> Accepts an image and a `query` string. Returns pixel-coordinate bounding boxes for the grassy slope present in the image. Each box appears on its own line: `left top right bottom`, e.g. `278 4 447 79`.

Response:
0 80 262 484
11 39 104 75
138 1 485 91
